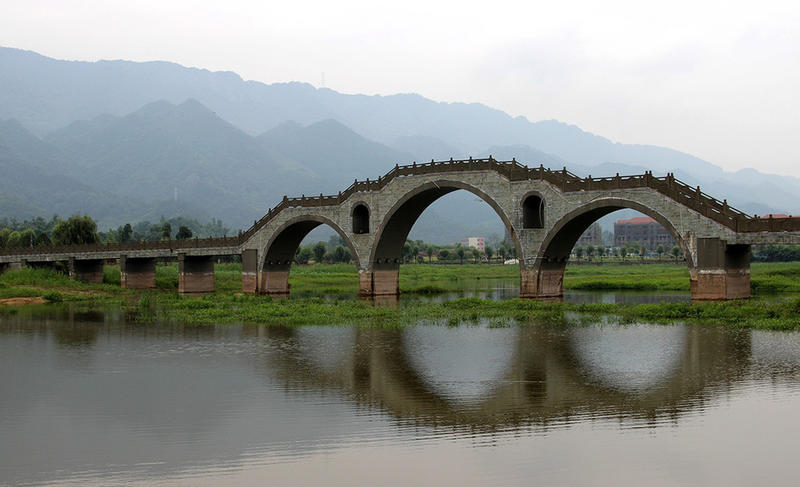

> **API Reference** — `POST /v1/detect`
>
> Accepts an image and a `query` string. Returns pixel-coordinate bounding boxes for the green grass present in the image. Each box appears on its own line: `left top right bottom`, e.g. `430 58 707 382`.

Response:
3 261 800 330
124 292 800 330
4 261 800 298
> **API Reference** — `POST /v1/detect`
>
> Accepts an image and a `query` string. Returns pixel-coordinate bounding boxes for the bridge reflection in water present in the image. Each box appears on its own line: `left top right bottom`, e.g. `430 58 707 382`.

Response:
2 308 799 485
264 320 755 430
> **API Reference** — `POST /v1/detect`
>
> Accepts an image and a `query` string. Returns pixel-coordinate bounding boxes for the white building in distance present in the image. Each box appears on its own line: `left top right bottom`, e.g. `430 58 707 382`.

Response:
459 237 485 251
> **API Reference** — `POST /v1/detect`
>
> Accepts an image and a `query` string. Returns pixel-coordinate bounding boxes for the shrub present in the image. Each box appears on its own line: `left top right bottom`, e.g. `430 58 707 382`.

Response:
43 291 63 303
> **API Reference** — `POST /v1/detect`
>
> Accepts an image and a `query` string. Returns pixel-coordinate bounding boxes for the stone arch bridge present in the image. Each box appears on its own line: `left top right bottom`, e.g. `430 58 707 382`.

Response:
2 158 800 300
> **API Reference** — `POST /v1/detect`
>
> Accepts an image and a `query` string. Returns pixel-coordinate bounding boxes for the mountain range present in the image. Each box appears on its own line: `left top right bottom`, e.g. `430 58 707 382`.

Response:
1 45 798 243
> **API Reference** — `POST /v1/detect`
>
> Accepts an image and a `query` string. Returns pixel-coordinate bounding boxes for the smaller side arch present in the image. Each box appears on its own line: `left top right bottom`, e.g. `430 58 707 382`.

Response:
521 191 545 229
525 198 690 298
260 215 360 295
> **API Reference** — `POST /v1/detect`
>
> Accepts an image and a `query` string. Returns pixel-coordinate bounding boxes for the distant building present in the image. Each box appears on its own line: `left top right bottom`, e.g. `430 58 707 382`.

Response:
576 222 602 247
459 237 485 251
614 216 676 251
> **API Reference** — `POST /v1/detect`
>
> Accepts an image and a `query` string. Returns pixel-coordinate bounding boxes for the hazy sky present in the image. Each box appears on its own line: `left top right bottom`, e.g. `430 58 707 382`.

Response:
3 0 799 175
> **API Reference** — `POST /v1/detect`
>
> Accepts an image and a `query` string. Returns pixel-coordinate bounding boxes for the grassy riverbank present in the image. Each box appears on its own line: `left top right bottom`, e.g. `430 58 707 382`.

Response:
2 262 800 329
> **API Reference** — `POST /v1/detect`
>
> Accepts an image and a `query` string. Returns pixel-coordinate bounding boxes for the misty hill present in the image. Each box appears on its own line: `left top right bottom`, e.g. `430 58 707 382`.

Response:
42 99 315 227
257 119 412 192
0 46 732 180
0 119 140 222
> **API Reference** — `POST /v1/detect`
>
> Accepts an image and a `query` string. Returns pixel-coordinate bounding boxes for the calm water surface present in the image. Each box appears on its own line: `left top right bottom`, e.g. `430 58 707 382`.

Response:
297 278 693 304
2 305 800 486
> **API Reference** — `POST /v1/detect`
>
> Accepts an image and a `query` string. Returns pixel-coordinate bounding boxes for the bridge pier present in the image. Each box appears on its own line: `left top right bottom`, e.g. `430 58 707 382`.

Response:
520 261 567 298
120 255 156 289
178 254 214 294
358 265 400 296
691 238 750 300
68 258 104 283
242 249 259 294
261 264 290 295
178 254 215 294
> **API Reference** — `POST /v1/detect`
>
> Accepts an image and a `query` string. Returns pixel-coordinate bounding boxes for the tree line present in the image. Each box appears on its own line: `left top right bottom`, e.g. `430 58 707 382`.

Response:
572 242 683 261
752 245 800 262
292 236 520 265
0 215 229 249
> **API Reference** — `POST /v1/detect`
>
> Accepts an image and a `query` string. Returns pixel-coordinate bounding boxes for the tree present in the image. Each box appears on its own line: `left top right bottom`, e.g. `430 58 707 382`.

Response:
34 232 51 247
51 215 99 246
427 245 435 263
332 245 351 263
295 246 313 264
161 222 172 240
312 241 327 263
0 228 10 248
575 246 584 260
472 248 481 263
586 244 595 261
498 244 508 261
598 245 606 260
620 246 628 260
485 245 494 263
456 247 466 264
412 245 420 263
6 231 22 248
657 245 665 259
438 249 450 261
403 242 412 262
176 226 193 240
19 229 35 248
671 245 682 260
119 223 133 243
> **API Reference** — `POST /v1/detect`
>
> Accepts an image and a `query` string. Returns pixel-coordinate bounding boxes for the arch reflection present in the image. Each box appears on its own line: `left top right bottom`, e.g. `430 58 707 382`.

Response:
264 321 754 430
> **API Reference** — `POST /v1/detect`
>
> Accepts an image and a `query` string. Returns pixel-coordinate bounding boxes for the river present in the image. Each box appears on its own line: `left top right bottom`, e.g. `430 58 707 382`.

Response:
2 303 800 486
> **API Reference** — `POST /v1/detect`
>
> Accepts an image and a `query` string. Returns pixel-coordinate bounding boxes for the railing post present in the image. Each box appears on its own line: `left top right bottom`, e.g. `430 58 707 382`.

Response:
539 164 544 180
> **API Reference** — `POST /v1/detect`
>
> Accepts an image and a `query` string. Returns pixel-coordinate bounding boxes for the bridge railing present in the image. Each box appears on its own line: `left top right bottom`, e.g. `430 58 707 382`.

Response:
0 237 242 258
236 157 800 239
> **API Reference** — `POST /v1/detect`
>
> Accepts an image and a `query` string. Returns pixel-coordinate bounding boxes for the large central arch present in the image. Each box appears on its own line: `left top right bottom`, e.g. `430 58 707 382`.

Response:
260 215 360 295
365 180 521 295
529 198 692 298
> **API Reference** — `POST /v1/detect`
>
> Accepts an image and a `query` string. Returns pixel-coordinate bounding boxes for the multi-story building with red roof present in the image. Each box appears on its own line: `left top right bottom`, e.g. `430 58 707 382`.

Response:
614 216 676 251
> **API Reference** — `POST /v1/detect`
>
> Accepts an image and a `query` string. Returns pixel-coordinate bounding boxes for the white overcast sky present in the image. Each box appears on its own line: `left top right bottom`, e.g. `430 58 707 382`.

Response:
3 0 799 175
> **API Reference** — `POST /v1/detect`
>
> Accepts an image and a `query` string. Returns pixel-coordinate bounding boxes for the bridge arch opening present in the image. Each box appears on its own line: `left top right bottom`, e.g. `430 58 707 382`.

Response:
259 216 360 295
366 180 521 296
352 203 370 234
529 199 689 298
522 193 545 229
